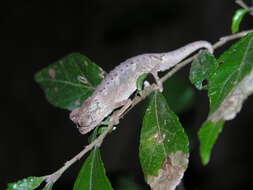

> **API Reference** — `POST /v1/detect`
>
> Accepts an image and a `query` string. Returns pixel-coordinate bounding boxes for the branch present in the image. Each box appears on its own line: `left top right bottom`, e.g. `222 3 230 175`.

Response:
235 0 253 15
45 121 114 184
44 28 253 186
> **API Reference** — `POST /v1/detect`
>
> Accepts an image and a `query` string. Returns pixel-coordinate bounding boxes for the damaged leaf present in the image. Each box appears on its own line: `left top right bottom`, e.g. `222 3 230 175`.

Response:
208 33 253 119
35 53 106 111
190 32 253 164
139 92 189 190
189 51 218 90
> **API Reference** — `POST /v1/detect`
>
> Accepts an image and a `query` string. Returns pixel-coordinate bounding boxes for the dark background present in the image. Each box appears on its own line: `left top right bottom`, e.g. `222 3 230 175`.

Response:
1 0 253 189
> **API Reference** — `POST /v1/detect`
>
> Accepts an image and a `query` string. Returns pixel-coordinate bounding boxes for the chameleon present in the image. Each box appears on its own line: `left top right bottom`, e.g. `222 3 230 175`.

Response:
70 41 213 134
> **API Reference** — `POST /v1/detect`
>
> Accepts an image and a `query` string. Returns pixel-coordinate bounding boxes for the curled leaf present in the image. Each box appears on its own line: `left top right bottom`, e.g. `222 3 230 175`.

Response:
231 9 249 33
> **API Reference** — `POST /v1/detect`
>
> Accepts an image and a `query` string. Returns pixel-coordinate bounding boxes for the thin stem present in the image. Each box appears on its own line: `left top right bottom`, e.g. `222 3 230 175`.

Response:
162 29 253 83
236 0 250 9
45 28 253 186
214 29 253 49
235 0 253 15
45 122 114 184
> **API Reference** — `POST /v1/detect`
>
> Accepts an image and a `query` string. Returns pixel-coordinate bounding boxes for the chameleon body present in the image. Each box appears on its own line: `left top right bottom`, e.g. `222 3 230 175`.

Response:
70 41 213 134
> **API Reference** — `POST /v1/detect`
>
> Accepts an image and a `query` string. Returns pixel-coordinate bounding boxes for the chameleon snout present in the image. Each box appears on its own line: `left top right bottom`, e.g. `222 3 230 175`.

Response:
69 108 81 124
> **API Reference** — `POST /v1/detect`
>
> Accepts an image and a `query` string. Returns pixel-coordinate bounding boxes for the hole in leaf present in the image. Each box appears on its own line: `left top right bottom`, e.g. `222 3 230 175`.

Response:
202 79 208 86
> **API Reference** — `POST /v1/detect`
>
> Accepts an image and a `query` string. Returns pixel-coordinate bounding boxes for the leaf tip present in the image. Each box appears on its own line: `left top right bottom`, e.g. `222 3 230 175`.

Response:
200 151 210 166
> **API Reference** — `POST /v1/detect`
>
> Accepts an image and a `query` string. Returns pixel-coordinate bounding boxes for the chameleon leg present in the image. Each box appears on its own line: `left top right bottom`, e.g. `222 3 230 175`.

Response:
79 125 95 134
151 70 163 92
109 99 132 126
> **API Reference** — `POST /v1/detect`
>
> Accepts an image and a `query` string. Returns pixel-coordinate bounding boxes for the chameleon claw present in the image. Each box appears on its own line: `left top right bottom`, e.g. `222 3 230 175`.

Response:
151 70 163 92
157 80 163 92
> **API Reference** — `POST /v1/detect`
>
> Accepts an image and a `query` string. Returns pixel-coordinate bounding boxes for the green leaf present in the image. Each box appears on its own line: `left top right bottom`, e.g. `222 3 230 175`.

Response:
35 53 106 111
231 9 249 33
198 120 224 165
163 75 195 113
75 128 113 190
190 33 253 165
73 148 113 190
208 33 253 114
6 177 44 190
189 51 218 90
139 92 189 190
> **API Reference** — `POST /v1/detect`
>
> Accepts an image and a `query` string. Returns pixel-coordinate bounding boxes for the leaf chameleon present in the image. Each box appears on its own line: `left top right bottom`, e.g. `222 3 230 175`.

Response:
70 41 213 134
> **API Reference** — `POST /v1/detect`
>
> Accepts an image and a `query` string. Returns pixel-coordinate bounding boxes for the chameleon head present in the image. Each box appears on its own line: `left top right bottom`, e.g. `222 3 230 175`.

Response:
69 107 98 134
69 98 101 134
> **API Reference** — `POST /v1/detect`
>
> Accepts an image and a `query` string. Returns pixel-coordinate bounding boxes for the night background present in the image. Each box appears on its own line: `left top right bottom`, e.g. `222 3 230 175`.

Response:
1 0 253 189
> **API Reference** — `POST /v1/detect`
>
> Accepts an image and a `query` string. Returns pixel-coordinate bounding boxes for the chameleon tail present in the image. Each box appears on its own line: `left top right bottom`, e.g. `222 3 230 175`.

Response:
158 41 213 72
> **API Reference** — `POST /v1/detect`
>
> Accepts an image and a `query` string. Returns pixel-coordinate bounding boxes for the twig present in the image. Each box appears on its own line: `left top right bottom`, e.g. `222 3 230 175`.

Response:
214 29 253 49
45 121 115 184
161 29 253 83
235 0 253 15
236 0 250 9
44 28 253 186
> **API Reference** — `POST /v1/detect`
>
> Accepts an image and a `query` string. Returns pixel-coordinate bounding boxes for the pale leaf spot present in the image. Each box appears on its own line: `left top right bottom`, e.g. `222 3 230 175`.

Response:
209 69 253 122
78 75 89 84
48 69 56 79
147 151 189 190
149 133 166 144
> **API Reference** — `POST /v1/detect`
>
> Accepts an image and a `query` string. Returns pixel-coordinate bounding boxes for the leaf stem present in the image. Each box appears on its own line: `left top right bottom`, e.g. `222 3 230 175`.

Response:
45 28 253 186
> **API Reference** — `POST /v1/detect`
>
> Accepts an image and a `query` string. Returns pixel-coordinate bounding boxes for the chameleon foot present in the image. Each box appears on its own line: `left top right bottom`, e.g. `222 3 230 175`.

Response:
151 71 163 92
109 99 132 126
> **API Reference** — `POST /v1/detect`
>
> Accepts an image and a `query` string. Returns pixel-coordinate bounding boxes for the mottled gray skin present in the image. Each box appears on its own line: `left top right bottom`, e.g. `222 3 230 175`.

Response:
70 41 213 134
